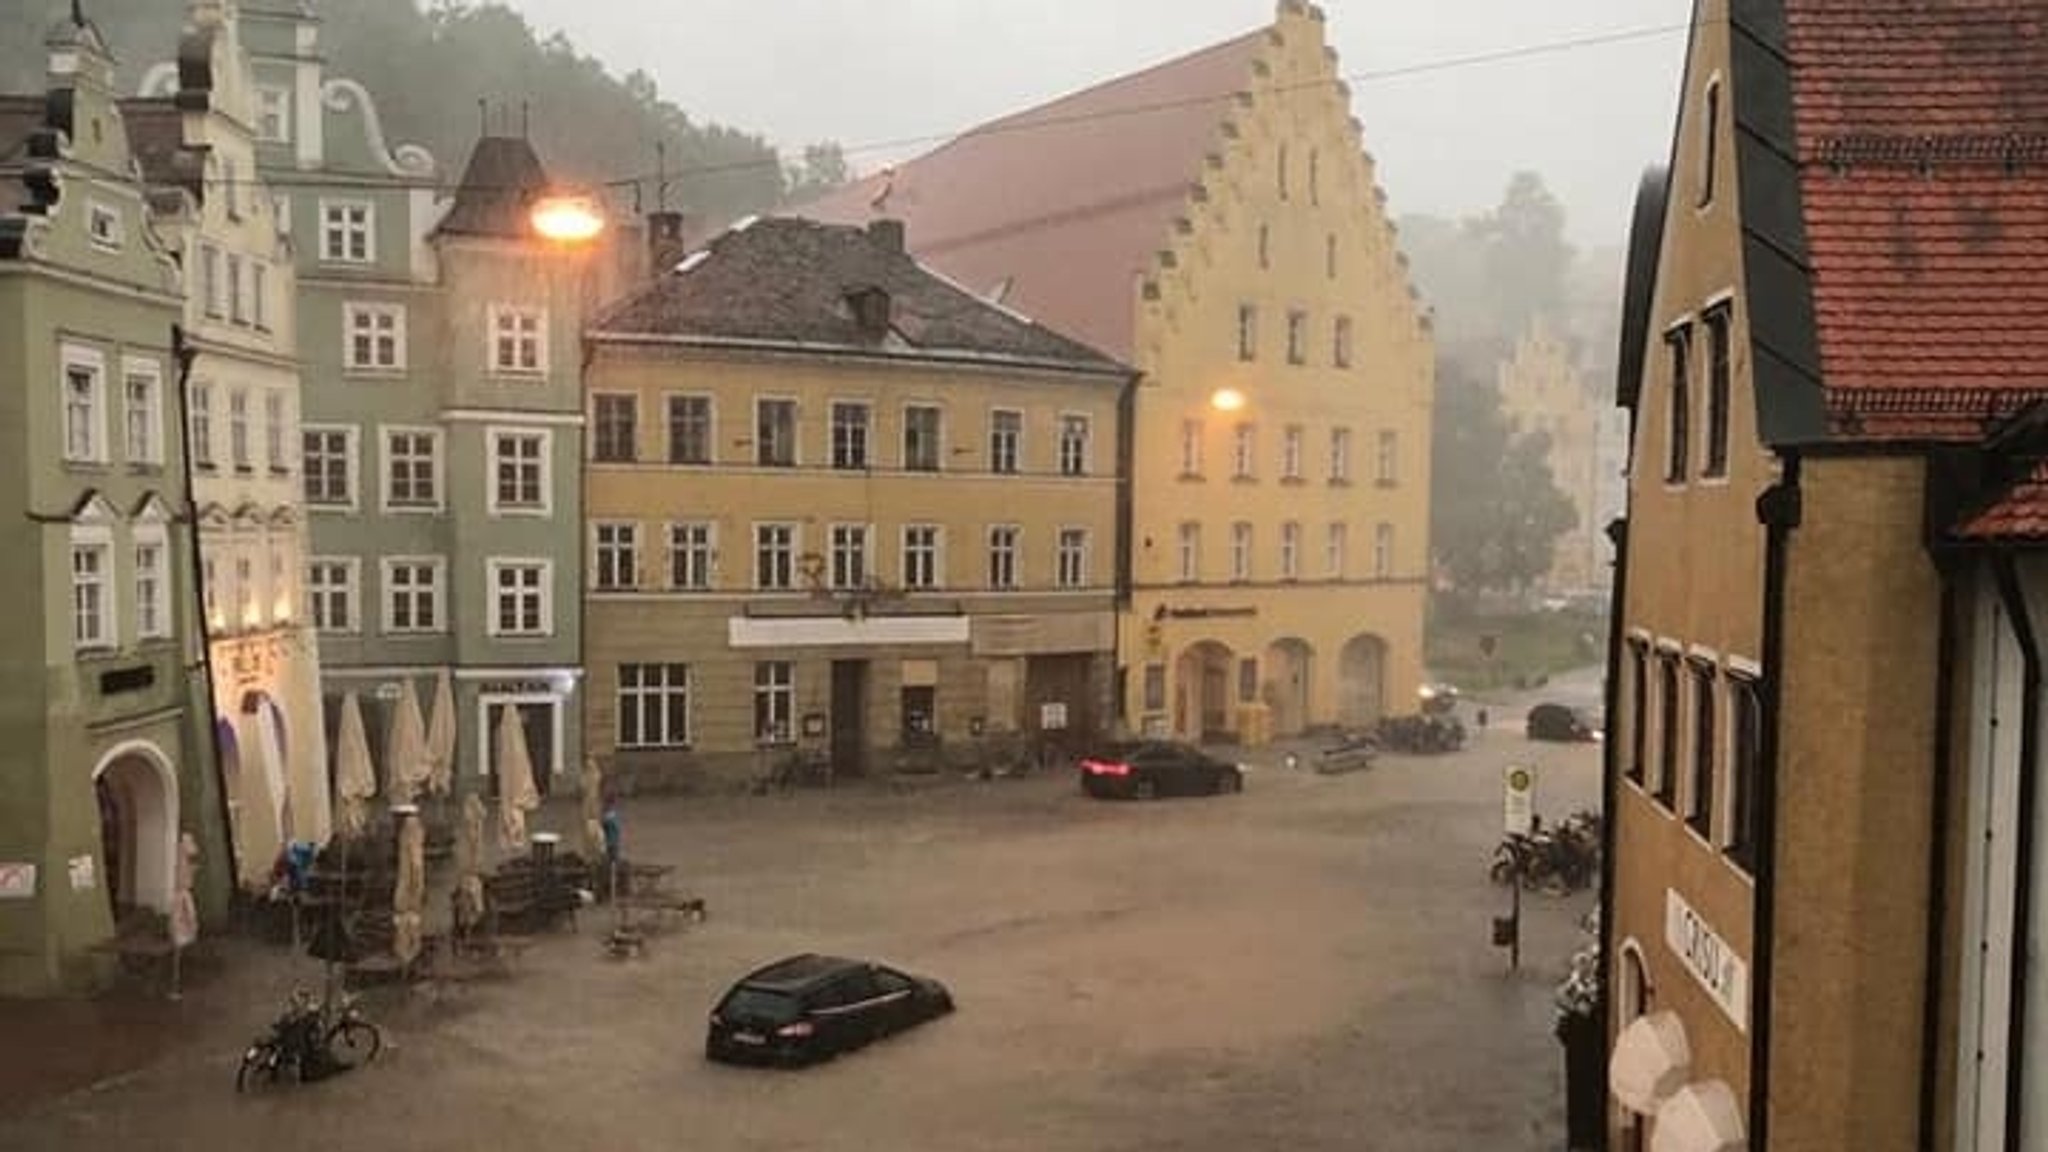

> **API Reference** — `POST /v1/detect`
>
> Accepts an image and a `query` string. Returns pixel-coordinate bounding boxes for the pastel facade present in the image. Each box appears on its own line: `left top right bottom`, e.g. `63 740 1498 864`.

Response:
584 217 1130 785
808 0 1433 742
0 14 227 995
1497 321 1607 595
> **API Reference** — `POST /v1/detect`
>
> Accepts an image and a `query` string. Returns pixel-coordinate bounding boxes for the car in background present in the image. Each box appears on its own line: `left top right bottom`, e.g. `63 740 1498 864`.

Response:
1079 741 1245 799
1526 703 1600 743
705 954 954 1066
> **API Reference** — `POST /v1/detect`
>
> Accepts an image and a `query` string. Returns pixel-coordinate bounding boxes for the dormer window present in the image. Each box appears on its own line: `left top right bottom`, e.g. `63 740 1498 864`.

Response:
846 287 892 337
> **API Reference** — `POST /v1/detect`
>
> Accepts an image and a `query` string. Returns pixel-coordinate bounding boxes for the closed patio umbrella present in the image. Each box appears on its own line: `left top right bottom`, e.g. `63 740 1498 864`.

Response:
455 793 487 933
386 680 430 807
425 668 457 799
580 757 605 863
495 706 541 853
392 806 425 966
335 692 376 840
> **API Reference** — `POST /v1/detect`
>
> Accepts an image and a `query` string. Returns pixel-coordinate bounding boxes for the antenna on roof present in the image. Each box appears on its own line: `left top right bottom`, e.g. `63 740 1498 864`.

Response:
478 98 488 137
72 0 85 27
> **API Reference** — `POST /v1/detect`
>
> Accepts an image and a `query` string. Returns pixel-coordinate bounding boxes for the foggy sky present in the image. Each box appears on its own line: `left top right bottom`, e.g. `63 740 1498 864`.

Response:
506 0 1694 246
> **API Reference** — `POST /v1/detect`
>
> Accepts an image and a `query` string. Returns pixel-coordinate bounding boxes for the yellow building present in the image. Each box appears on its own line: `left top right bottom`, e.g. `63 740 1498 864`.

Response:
808 0 1433 742
1497 321 1604 594
1603 3 2048 1150
582 218 1131 785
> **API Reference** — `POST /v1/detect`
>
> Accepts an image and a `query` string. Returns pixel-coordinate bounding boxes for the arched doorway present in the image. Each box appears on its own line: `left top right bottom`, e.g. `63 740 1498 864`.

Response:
1338 634 1389 727
1617 942 1651 1152
1264 638 1315 736
1174 641 1235 742
92 741 179 918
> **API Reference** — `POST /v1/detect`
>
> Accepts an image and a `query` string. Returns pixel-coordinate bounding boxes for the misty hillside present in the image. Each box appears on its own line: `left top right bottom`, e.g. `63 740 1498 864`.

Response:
2 0 841 218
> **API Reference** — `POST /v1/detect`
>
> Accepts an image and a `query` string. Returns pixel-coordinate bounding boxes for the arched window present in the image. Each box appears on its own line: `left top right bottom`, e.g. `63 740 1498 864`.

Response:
1699 78 1721 208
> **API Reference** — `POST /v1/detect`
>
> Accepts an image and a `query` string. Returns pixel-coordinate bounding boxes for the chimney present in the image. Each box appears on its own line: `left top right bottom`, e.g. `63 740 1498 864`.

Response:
647 210 690 274
867 218 906 254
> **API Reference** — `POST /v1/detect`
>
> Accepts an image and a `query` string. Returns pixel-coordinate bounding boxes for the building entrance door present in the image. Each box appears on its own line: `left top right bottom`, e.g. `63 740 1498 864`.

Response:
831 661 868 778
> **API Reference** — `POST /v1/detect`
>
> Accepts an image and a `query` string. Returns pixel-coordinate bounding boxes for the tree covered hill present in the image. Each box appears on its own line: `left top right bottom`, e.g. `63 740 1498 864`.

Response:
4 0 843 219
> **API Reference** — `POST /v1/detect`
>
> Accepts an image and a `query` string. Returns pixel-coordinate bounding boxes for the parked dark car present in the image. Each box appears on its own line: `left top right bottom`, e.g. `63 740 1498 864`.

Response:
705 954 953 1066
1526 703 1599 743
1079 741 1244 799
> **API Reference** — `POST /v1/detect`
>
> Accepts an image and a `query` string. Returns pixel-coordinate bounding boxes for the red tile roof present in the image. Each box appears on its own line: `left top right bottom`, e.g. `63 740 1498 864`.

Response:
803 31 1266 359
1955 461 2048 542
1784 0 2048 442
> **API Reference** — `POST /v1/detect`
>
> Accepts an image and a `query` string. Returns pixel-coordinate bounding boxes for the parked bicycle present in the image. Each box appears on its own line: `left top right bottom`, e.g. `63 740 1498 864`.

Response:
1490 809 1602 894
236 987 382 1092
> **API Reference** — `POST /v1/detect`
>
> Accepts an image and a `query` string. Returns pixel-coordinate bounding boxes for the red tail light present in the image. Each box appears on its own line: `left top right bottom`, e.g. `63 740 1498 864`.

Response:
1082 759 1131 777
775 1021 815 1038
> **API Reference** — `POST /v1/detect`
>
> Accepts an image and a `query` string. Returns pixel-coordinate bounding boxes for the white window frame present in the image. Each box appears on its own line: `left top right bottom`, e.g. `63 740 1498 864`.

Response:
988 525 1021 590
122 357 163 467
255 85 291 143
201 244 224 318
1287 310 1309 365
1334 315 1354 368
591 393 639 464
668 521 716 590
252 260 269 331
902 403 944 472
308 556 361 634
754 522 799 591
1056 527 1089 589
263 390 288 474
227 254 246 325
1233 424 1256 480
1377 430 1400 486
487 558 554 638
488 304 548 376
132 525 169 641
594 522 640 592
902 524 943 591
1230 522 1254 583
617 663 693 750
380 425 445 513
1280 521 1302 581
228 387 252 471
1177 522 1201 584
319 199 374 264
830 523 871 590
1181 419 1204 477
301 424 358 511
1282 425 1304 481
1331 427 1354 483
665 393 715 465
830 400 872 471
989 408 1023 475
754 396 800 468
1327 522 1349 579
488 427 553 517
190 381 215 470
233 550 259 629
71 526 115 651
60 345 108 465
87 200 123 250
342 302 406 372
754 661 796 743
1059 414 1092 477
1374 522 1395 578
381 556 446 635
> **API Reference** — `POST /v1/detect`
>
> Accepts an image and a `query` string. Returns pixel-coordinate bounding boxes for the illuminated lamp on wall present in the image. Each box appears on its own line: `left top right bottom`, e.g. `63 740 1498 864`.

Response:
530 194 606 243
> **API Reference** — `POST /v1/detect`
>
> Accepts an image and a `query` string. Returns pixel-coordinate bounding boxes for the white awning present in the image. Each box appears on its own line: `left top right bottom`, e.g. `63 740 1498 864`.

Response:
1651 1080 1746 1152
1610 1011 1692 1116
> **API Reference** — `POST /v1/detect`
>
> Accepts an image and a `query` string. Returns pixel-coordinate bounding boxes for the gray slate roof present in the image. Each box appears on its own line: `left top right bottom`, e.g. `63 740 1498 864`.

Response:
437 135 550 239
591 216 1128 375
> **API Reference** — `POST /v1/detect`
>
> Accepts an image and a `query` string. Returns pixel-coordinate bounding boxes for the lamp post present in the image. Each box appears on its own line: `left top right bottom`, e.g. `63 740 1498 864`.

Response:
172 324 240 893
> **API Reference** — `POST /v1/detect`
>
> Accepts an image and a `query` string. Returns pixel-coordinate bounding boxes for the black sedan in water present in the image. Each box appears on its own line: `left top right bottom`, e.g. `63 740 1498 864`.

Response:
1079 741 1245 799
1526 703 1600 743
705 954 954 1066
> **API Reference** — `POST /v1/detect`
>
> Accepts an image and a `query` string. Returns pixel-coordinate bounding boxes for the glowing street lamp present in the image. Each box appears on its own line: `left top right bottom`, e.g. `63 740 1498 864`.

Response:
1210 387 1248 413
530 194 606 243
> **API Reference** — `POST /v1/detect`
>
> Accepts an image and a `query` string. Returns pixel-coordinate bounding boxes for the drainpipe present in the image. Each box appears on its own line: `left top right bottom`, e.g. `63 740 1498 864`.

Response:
1750 453 1803 1150
1918 557 1961 1150
1991 553 2040 1152
172 324 240 892
1596 513 1629 1152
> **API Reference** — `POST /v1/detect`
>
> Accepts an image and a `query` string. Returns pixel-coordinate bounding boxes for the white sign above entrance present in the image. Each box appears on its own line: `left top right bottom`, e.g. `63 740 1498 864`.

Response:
729 616 970 650
1665 888 1749 1033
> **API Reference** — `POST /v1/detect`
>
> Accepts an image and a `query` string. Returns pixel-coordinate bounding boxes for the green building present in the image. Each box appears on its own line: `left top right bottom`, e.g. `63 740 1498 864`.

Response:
229 5 591 796
0 11 229 996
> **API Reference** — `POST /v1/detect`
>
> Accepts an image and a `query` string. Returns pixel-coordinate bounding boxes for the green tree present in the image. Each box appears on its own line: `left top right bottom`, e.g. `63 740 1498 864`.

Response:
1430 357 1579 605
782 142 851 206
1468 171 1577 350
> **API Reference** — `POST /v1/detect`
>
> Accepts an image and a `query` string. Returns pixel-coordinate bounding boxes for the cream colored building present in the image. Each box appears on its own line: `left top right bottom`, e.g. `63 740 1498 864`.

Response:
809 1 1433 741
1497 321 1607 595
583 218 1131 785
133 2 329 886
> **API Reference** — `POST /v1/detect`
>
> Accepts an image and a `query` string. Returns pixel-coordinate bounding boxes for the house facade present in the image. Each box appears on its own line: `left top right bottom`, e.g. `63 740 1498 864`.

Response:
128 0 329 889
229 7 591 799
1603 2 2048 1150
0 13 227 995
1497 321 1607 596
583 217 1131 785
808 0 1432 743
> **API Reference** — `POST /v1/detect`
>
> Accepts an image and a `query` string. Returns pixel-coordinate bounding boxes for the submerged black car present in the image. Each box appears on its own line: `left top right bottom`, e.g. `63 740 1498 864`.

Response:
1526 703 1599 743
705 954 954 1066
1079 741 1245 799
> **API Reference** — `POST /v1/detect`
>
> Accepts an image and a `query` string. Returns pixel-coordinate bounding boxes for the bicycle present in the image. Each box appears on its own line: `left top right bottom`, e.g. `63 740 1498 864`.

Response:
236 988 382 1092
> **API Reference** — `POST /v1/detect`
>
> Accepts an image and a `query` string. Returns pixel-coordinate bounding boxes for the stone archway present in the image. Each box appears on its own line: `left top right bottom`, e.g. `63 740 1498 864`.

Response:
91 741 180 916
1174 641 1235 742
1337 634 1390 728
1264 638 1316 737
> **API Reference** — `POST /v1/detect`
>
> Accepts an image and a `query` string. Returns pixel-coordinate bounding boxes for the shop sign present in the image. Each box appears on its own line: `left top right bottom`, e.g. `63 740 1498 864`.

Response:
1665 888 1748 1032
0 863 35 899
479 680 558 697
